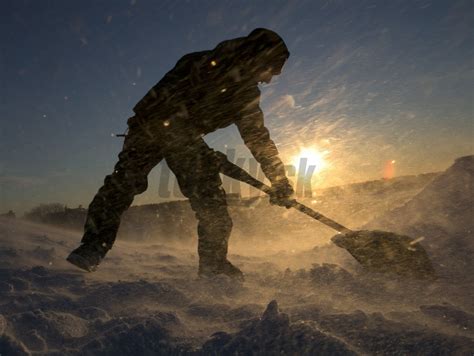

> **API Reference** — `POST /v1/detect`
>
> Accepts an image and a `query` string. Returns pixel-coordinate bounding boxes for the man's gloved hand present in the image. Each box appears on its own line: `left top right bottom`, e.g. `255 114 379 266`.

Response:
269 180 295 208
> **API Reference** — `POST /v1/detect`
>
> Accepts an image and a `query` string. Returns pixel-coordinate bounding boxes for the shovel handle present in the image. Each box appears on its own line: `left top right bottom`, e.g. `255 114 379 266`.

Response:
216 152 352 234
290 202 352 233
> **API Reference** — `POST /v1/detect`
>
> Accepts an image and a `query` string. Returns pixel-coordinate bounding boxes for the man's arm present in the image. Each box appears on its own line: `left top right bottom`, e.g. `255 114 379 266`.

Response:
236 107 288 185
236 103 294 207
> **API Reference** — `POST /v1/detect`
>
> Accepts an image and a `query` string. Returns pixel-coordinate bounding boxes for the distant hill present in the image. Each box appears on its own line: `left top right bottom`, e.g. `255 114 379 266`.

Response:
22 172 439 244
309 172 438 229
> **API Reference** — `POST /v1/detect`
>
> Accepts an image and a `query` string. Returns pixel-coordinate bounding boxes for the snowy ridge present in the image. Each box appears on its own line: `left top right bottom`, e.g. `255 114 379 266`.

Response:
366 155 474 281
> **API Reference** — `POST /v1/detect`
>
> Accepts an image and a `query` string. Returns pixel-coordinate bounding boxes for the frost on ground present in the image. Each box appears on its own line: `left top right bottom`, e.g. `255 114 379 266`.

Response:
0 156 473 355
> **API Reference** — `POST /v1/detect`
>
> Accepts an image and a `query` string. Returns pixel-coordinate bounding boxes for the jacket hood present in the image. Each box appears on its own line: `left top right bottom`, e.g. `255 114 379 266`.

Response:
211 28 289 80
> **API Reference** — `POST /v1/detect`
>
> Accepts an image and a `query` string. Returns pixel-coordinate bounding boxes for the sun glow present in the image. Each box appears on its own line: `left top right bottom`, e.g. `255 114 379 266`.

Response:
291 147 329 173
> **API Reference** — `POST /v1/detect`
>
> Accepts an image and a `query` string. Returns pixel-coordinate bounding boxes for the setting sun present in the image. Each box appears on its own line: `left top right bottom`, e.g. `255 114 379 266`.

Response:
291 147 329 173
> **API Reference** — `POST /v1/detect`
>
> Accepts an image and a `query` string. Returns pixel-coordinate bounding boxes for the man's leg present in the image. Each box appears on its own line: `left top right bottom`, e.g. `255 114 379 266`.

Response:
68 122 163 271
165 140 242 279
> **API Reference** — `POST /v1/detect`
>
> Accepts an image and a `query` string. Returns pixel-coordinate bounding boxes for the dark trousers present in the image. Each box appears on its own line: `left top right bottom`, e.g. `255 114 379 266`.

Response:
81 115 233 263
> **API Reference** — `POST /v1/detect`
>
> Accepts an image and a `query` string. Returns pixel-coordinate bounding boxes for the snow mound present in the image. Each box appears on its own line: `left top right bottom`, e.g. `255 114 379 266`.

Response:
10 310 88 351
202 300 356 355
316 309 474 354
0 335 30 356
420 304 474 331
81 313 190 355
366 155 474 280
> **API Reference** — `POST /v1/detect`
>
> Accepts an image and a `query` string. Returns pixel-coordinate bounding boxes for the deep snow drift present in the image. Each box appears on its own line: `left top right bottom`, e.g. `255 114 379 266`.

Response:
0 157 473 355
366 155 474 283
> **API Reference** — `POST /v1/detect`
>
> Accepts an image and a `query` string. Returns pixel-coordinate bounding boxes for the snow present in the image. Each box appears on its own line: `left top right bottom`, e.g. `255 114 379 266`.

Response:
0 157 473 354
366 155 474 282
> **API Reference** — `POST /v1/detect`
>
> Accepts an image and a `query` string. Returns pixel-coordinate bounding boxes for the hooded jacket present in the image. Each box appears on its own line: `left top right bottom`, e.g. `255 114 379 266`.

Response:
132 28 289 184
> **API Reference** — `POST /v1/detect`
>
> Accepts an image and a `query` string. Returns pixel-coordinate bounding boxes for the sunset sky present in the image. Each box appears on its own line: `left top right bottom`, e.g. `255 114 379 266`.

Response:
1 0 473 213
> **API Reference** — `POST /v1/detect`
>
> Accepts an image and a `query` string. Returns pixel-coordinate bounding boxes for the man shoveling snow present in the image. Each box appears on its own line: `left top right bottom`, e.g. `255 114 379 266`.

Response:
67 28 294 280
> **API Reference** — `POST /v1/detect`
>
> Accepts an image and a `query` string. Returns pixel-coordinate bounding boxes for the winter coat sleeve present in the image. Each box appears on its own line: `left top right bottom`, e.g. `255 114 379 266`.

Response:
235 87 288 185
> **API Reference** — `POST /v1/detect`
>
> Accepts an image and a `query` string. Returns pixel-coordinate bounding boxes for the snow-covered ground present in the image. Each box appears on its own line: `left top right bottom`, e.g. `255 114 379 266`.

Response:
1 157 473 354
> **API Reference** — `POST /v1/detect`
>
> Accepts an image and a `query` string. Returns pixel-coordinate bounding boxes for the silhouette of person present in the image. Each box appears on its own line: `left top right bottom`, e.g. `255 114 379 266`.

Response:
67 28 294 279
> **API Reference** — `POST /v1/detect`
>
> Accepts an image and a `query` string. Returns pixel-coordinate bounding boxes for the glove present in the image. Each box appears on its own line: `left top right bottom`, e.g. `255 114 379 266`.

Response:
269 180 295 208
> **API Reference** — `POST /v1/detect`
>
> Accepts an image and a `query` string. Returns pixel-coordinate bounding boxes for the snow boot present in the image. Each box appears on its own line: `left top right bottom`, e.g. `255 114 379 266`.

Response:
199 259 244 281
67 243 108 272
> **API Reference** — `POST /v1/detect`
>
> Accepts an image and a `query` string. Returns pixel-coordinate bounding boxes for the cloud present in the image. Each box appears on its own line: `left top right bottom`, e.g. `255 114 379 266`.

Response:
307 85 347 111
267 95 296 116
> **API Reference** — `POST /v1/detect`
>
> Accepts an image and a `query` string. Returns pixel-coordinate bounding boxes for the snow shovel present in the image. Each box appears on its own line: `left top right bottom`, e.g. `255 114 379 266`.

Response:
215 152 435 279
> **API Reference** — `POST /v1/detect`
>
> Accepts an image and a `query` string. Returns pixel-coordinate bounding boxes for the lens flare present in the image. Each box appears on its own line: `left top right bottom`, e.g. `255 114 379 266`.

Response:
383 159 396 179
291 147 329 173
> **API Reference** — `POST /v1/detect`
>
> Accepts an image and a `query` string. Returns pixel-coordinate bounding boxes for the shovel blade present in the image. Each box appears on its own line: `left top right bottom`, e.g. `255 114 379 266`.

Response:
331 230 436 279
